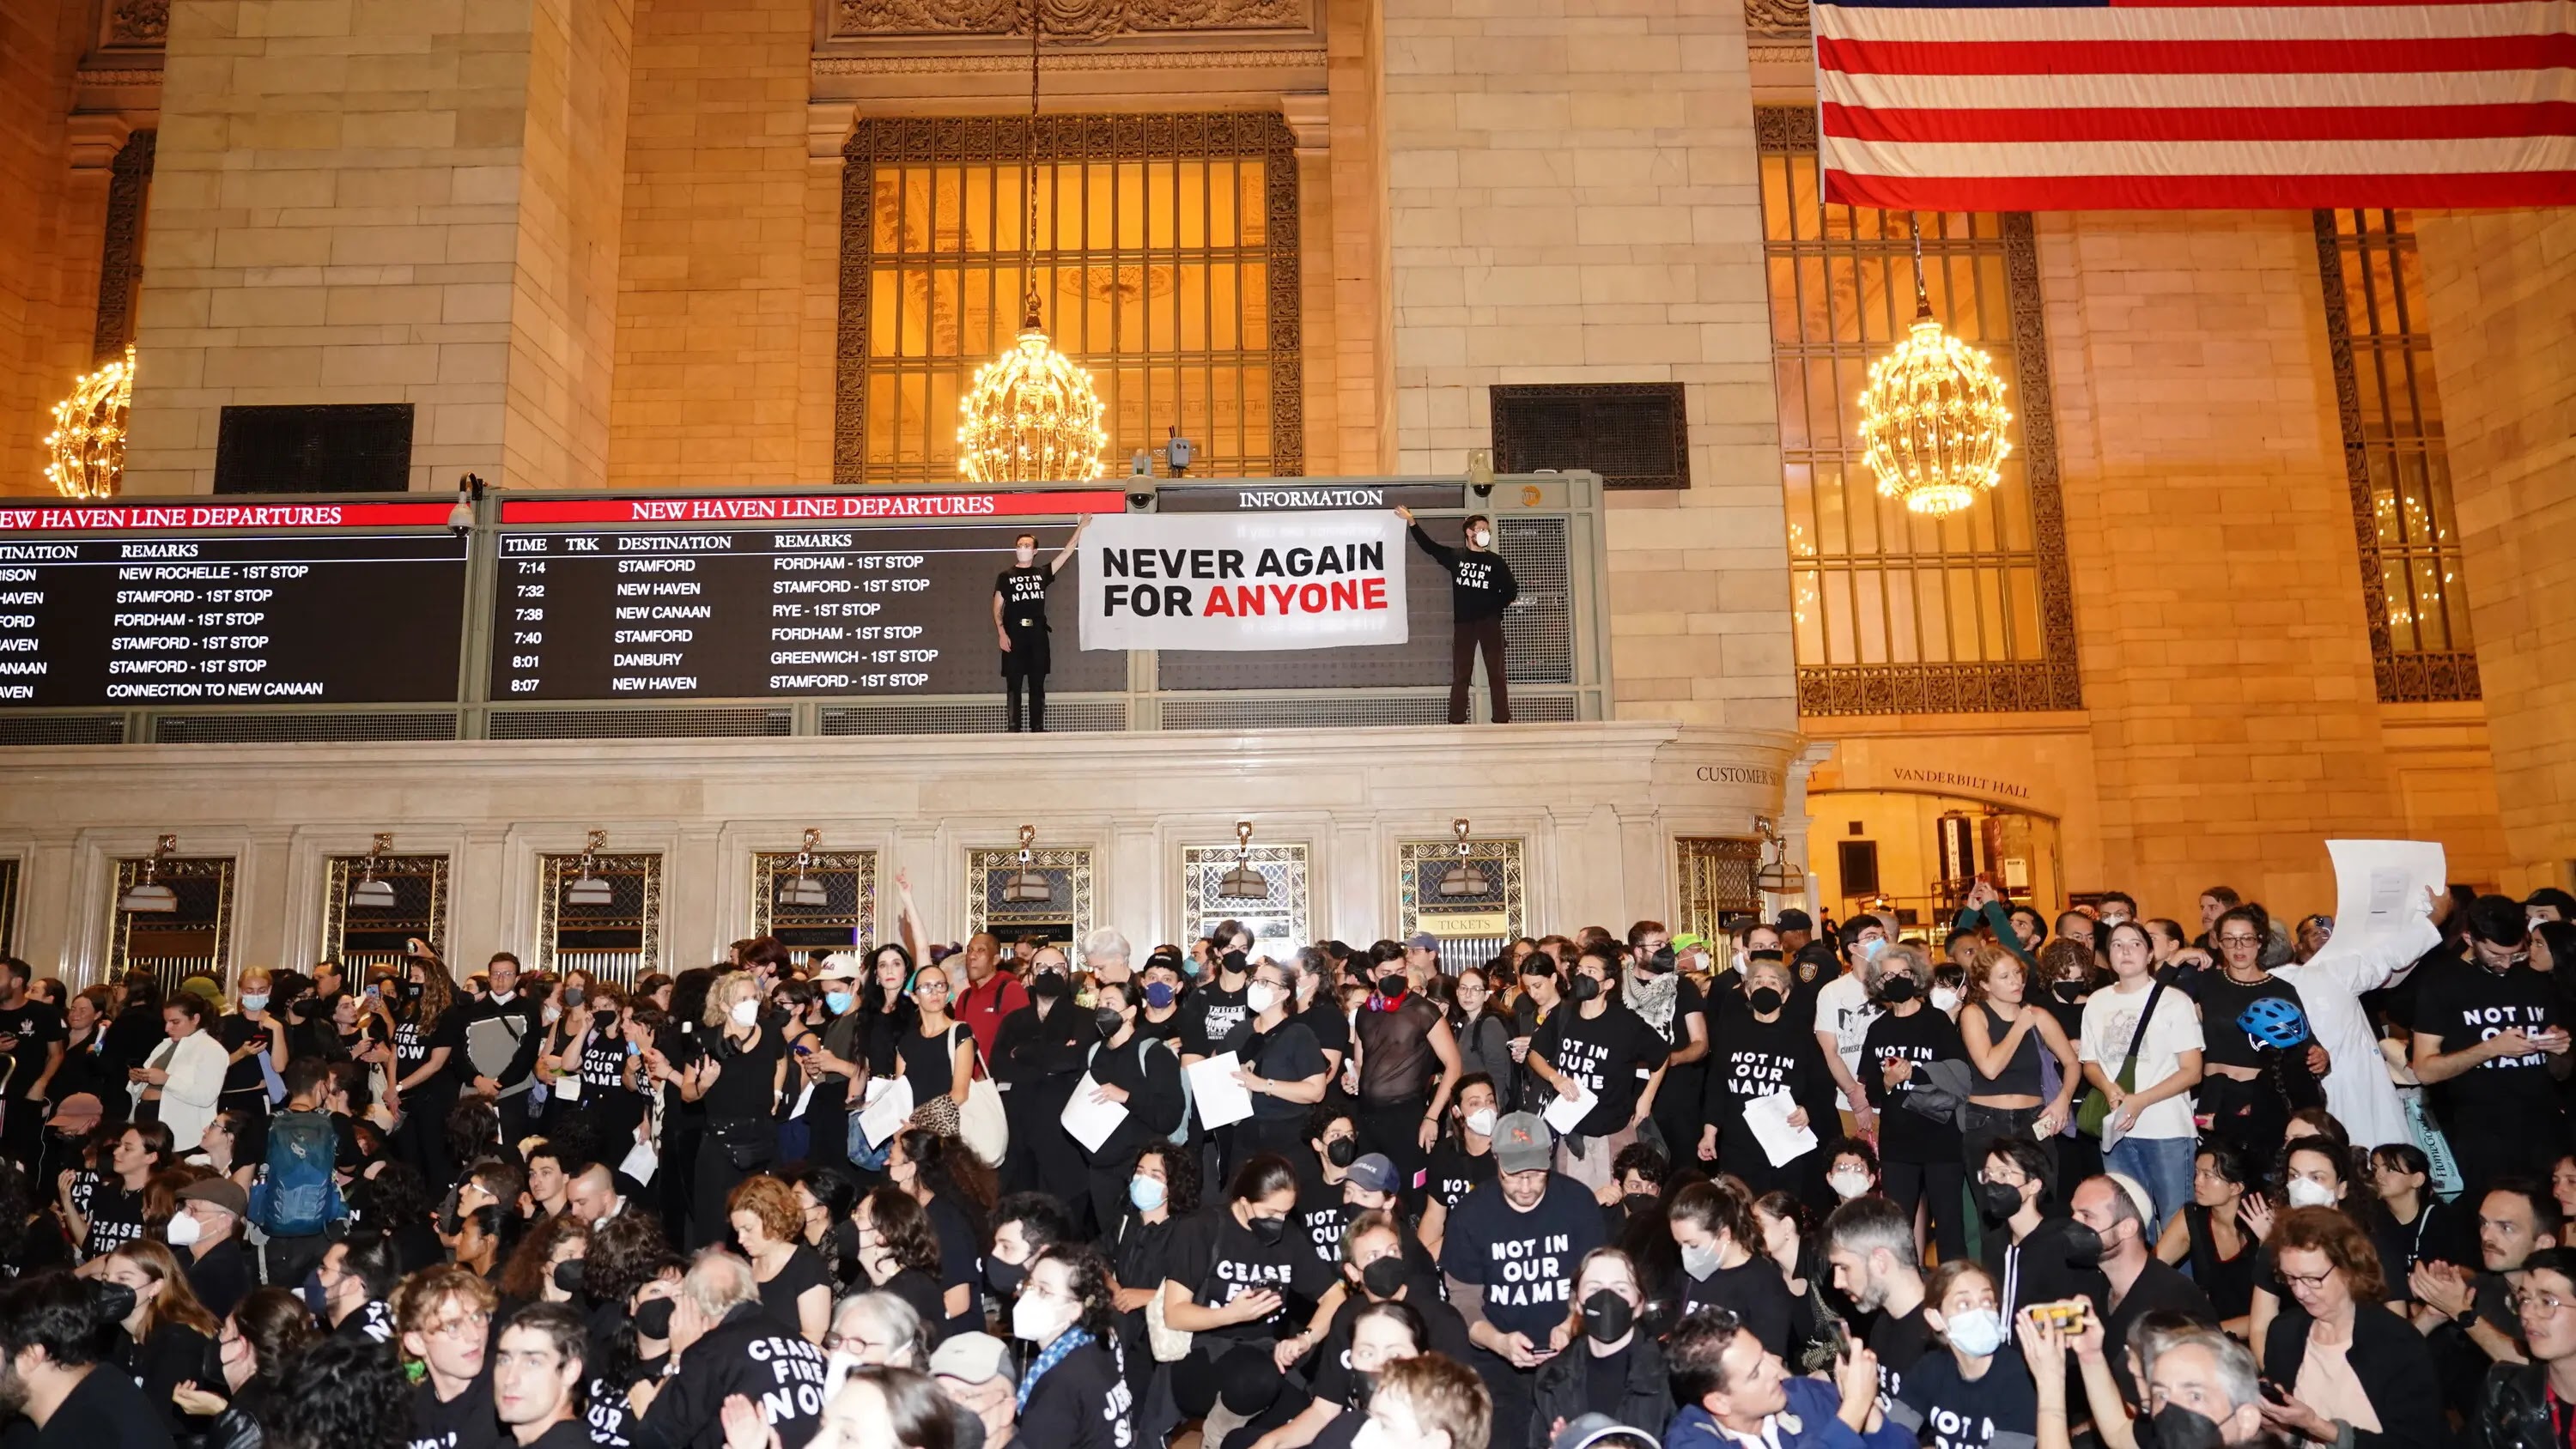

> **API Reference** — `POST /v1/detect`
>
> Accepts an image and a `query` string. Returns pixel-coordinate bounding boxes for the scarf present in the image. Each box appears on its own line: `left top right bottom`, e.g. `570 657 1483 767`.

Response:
1625 968 1679 1038
1018 1326 1093 1413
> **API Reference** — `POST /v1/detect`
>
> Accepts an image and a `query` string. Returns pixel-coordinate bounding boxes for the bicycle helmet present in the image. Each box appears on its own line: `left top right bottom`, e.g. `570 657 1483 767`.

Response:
2236 995 2310 1049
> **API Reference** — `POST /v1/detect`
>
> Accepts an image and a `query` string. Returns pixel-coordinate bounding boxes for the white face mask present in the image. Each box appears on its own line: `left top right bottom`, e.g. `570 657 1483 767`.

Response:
1016 547 1036 566
1680 1243 1721 1281
1468 529 1491 548
1827 1171 1871 1201
1011 1290 1071 1344
1246 983 1281 1016
730 999 759 1028
2286 1176 2338 1210
1464 1108 1498 1137
823 1349 865 1402
1929 986 1962 1013
165 1212 204 1247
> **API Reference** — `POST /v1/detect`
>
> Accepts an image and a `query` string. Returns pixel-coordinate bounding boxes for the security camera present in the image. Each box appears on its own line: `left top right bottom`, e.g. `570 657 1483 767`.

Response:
1125 491 1156 512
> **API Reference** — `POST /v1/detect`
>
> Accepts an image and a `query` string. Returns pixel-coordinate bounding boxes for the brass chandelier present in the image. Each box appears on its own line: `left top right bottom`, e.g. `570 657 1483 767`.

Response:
1854 220 2011 518
955 1 1108 485
44 344 135 500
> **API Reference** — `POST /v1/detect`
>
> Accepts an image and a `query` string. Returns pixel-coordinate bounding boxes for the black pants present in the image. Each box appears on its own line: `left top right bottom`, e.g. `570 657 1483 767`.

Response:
1449 615 1508 724
1357 1094 1431 1208
1003 631 1049 732
1882 1154 1968 1264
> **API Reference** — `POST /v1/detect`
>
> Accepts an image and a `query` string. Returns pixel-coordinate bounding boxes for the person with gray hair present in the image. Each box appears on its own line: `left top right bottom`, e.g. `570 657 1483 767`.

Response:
629 1247 832 1446
1822 1195 1935 1404
830 1288 933 1368
1080 929 1132 986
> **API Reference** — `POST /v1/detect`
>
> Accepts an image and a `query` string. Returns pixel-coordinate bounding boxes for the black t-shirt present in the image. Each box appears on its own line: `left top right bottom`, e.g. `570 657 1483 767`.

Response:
1701 1011 1820 1129
1436 1173 1607 1340
1164 1203 1339 1343
1297 1000 1352 1064
1221 1020 1327 1123
927 1191 986 1341
757 1246 833 1336
214 1012 276 1097
1889 1343 2039 1449
2413 960 2564 1114
1019 1339 1133 1449
0 997 64 1100
394 1009 465 1091
897 1022 969 1104
1181 983 1255 1058
405 1369 507 1449
996 564 1059 633
1866 1303 1940 1407
884 1266 950 1343
1297 1173 1357 1268
33 1359 173 1449
1426 1139 1495 1218
2103 1259 2217 1404
1862 1007 1966 1162
1530 1003 1668 1137
185 1237 255 1319
82 1179 146 1261
2194 973 2311 1071
1682 1255 1796 1358
1308 1290 1472 1409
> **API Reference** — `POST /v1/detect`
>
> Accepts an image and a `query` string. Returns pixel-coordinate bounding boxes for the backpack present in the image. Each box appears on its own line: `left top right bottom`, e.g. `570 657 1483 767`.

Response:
249 1107 345 1238
1087 1035 1191 1145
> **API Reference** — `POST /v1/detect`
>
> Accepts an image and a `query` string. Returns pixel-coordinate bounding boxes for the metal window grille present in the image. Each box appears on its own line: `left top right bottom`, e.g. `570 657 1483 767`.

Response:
1490 383 1690 491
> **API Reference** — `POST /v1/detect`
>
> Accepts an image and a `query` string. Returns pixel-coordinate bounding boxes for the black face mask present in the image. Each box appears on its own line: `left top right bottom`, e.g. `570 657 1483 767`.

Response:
1568 976 1602 1003
987 1257 1028 1296
1030 973 1069 1001
1377 973 1408 997
2051 981 2087 1003
2060 1220 2105 1270
1247 1214 1289 1247
2148 1404 2229 1449
551 1258 587 1295
1878 975 1918 1004
1360 1256 1409 1299
1093 1006 1124 1036
1976 1181 2024 1220
1326 1137 1358 1168
1620 1191 1659 1220
1636 949 1674 976
1747 986 1784 1015
1580 1289 1635 1343
635 1296 675 1340
403 981 425 1000
1349 1371 1381 1414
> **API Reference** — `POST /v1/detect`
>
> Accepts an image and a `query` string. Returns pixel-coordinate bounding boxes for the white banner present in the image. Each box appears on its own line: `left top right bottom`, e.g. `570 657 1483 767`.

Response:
1077 511 1408 652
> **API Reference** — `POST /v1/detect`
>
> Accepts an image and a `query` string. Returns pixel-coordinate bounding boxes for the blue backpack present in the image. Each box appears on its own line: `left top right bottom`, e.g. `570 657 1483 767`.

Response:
250 1107 345 1238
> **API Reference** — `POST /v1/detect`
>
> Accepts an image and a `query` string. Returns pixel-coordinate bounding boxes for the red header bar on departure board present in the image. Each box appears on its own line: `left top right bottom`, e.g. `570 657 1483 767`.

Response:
500 491 1131 526
0 501 458 533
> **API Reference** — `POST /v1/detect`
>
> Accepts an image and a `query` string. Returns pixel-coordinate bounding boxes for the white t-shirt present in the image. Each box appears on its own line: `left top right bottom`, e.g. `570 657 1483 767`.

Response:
1813 973 1881 1112
2079 979 2205 1140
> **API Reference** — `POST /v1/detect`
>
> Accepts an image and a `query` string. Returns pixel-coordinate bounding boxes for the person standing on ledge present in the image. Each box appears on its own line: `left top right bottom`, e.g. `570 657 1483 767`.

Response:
994 516 1088 733
1395 506 1518 724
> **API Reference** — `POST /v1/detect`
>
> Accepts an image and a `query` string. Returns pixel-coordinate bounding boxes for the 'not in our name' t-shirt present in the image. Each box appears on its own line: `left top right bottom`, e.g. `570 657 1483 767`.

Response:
1435 1172 1606 1342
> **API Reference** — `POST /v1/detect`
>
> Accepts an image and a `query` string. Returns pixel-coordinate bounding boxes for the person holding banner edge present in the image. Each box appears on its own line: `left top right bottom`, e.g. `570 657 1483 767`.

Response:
995 516 1089 732
1395 505 1518 724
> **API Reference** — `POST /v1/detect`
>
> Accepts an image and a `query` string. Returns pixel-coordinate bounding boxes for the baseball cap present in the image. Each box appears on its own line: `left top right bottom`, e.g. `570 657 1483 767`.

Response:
1776 908 1813 933
1347 1154 1400 1195
816 953 864 982
1671 932 1708 953
1493 1112 1552 1174
2103 1172 2155 1227
179 1177 249 1219
930 1331 1015 1385
1406 932 1439 952
44 1094 101 1131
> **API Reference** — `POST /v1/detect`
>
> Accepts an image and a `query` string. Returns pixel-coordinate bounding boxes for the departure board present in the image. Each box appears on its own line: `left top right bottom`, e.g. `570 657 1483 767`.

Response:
0 500 468 707
490 491 1130 700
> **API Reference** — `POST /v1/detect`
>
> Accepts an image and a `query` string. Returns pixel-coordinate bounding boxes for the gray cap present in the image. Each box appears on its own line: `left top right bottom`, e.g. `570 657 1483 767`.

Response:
1347 1153 1400 1195
1406 931 1440 951
1493 1111 1553 1173
929 1331 1015 1385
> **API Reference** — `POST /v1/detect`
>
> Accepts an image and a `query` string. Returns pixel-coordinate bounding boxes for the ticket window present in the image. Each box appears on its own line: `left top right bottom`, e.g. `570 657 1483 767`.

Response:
966 846 1094 951
111 855 237 995
326 854 451 977
753 850 878 955
1396 835 1528 974
538 852 663 987
1182 843 1312 959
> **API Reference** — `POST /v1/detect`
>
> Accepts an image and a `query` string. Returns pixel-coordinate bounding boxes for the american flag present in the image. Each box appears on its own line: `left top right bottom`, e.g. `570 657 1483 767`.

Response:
1814 0 2576 210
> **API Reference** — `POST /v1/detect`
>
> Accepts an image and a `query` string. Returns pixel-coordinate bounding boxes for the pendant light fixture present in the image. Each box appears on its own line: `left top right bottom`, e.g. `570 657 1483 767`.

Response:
563 830 614 909
349 833 399 910
1001 824 1054 904
1436 818 1490 898
1854 215 2013 518
778 828 829 909
1217 821 1270 901
118 834 179 913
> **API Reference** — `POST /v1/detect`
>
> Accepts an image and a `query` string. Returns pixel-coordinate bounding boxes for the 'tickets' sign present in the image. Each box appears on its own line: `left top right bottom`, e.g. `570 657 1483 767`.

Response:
1077 511 1409 652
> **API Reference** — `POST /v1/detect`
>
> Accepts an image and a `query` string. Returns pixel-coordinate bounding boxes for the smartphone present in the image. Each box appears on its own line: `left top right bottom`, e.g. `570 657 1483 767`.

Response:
2259 1379 2293 1405
2021 1299 2093 1335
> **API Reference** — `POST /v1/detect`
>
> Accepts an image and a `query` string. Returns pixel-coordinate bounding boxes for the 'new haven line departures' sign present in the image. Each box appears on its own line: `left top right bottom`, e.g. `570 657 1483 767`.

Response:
1077 511 1409 652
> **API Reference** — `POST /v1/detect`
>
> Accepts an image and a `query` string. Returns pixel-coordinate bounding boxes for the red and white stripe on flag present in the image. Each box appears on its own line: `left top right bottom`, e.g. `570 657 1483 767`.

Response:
1813 0 2576 209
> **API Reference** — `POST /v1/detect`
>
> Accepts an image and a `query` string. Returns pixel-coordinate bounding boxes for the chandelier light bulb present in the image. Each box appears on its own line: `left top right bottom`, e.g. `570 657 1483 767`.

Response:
44 345 136 500
1855 301 2013 518
957 292 1109 484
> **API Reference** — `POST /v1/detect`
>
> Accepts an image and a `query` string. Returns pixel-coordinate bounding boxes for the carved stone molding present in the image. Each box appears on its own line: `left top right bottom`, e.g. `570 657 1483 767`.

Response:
1279 91 1327 155
814 46 1321 75
834 112 1304 485
1747 42 1810 64
93 130 155 362
835 0 1304 43
65 113 134 171
1753 106 1816 154
1744 0 1807 38
107 0 167 45
76 68 164 85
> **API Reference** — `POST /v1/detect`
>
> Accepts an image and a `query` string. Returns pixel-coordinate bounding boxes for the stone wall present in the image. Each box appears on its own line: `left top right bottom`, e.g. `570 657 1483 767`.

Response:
604 0 811 488
2413 209 2576 894
1376 0 1795 729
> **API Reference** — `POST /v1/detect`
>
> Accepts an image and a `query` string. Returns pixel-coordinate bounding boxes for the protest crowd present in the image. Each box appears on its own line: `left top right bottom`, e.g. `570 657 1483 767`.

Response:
2 866 2573 1449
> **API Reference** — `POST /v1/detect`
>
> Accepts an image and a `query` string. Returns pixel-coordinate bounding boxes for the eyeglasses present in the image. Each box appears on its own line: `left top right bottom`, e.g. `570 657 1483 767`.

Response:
2217 934 2263 948
2276 1268 2336 1291
428 1310 492 1340
825 1331 895 1354
2514 1290 2574 1317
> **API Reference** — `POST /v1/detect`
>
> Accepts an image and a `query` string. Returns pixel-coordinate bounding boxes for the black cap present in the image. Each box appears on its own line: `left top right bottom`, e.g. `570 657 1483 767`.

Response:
1776 908 1813 932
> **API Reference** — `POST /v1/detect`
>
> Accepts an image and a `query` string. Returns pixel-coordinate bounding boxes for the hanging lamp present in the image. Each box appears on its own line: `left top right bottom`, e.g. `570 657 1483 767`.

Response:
1854 217 2013 518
